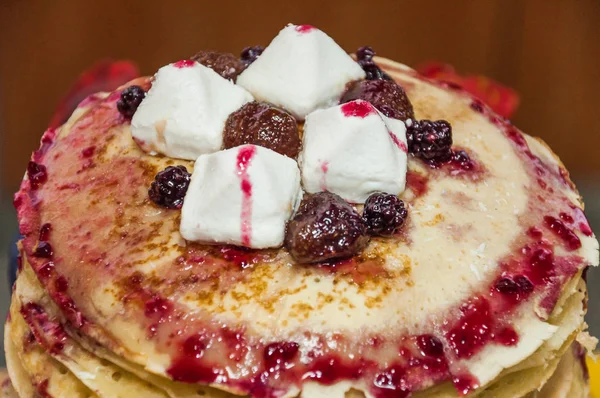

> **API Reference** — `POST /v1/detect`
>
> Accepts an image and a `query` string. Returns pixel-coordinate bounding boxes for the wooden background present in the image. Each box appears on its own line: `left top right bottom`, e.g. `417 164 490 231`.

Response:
1 0 599 192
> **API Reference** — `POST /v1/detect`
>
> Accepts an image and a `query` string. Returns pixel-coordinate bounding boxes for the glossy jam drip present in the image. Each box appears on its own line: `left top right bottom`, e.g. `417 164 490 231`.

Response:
544 216 581 250
173 59 196 68
295 25 316 34
341 101 376 118
236 146 256 247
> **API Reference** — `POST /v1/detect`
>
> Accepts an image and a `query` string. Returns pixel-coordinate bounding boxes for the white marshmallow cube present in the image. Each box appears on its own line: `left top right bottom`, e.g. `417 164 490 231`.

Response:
180 145 302 248
131 61 253 160
299 100 408 203
236 24 365 120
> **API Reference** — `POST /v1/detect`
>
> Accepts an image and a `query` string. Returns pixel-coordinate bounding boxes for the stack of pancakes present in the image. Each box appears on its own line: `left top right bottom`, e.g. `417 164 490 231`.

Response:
5 57 598 397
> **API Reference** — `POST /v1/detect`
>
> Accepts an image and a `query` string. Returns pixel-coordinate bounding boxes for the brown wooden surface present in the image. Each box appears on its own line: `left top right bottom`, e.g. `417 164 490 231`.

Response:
1 0 599 192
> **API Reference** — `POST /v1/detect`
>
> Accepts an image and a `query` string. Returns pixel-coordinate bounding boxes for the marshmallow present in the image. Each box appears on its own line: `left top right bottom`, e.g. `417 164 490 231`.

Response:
236 24 365 120
131 61 253 160
180 145 302 248
299 100 408 203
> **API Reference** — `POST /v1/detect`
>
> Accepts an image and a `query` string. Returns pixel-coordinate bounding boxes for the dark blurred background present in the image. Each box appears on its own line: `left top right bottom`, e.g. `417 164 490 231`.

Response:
0 0 599 364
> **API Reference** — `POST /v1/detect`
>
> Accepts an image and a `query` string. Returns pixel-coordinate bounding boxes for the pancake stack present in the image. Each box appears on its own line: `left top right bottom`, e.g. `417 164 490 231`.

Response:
5 25 599 397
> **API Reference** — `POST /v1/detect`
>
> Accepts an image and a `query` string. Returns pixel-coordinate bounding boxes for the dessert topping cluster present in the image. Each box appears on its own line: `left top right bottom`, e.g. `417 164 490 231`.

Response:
114 23 466 263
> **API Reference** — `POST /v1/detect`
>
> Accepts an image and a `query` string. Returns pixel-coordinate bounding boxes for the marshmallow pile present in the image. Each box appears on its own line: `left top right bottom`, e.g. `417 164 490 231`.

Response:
131 24 409 249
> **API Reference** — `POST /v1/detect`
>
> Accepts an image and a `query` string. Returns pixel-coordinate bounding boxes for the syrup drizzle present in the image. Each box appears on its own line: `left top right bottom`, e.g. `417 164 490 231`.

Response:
237 146 257 247
341 100 376 118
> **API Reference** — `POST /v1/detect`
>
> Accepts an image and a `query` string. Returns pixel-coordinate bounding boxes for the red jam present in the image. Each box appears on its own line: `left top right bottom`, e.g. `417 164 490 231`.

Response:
341 100 376 118
173 59 196 68
237 146 256 247
295 25 316 34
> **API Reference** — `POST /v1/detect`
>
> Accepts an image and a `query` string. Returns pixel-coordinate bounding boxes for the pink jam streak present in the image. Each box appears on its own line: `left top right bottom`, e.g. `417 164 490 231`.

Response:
320 161 329 191
173 59 196 68
388 131 408 153
237 146 256 247
295 24 316 34
341 100 376 118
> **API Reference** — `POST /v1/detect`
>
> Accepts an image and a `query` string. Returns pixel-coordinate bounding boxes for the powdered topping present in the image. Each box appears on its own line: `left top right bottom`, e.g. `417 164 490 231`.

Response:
237 24 365 120
300 100 407 203
131 62 253 159
180 145 301 248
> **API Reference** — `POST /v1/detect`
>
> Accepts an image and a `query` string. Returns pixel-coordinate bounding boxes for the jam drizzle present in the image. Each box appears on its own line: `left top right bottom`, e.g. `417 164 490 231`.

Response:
236 146 257 247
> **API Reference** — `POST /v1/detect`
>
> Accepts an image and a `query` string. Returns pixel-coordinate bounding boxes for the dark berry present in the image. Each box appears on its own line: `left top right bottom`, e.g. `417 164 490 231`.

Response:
190 50 244 81
450 150 474 171
340 80 414 120
148 166 191 209
264 342 299 370
240 46 264 67
39 223 52 241
416 335 444 357
27 161 47 190
355 46 392 80
117 85 146 119
34 241 53 258
224 102 300 158
362 193 408 236
494 275 534 295
407 120 453 161
285 192 369 264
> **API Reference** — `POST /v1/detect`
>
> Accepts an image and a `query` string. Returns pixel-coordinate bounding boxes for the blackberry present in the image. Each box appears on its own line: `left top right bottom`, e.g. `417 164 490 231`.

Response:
356 46 392 80
340 79 414 120
117 85 146 119
285 192 369 263
190 50 244 81
407 120 453 161
362 193 408 236
240 46 264 67
148 166 191 209
223 102 300 158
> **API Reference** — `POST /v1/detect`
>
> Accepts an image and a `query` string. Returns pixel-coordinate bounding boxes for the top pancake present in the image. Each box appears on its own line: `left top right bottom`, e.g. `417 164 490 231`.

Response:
13 58 599 397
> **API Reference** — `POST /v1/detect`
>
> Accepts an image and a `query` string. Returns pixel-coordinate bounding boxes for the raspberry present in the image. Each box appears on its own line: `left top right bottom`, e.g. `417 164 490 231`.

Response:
148 166 191 209
223 102 300 158
340 80 414 120
362 193 408 236
407 120 453 161
117 85 146 119
240 46 264 67
285 192 369 263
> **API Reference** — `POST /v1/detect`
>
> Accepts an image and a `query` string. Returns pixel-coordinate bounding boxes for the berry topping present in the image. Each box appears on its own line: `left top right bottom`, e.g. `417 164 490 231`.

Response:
173 60 196 68
264 342 299 370
240 46 264 67
407 120 453 161
34 241 53 258
362 193 408 236
340 100 377 118
295 24 317 34
340 79 414 120
223 102 300 158
285 192 369 263
117 85 146 119
190 51 244 81
355 46 392 80
27 161 48 190
544 216 582 250
416 335 444 357
148 166 191 209
494 275 534 295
